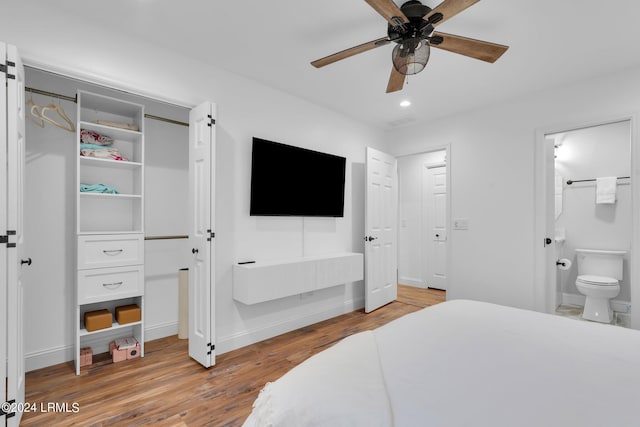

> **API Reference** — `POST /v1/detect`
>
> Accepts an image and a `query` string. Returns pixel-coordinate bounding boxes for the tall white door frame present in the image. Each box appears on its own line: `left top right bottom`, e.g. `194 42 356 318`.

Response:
2 42 26 426
188 102 216 368
396 145 451 293
534 115 640 330
0 41 8 426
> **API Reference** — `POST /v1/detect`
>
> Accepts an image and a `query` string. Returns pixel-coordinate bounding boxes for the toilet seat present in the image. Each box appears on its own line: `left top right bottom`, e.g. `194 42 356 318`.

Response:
577 275 618 286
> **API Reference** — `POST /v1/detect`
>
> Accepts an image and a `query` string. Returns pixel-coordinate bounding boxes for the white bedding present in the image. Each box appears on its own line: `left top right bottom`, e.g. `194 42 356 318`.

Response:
243 300 640 426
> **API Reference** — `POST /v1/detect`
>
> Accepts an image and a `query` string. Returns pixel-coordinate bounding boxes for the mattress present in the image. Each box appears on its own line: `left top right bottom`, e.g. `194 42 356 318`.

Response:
243 299 640 426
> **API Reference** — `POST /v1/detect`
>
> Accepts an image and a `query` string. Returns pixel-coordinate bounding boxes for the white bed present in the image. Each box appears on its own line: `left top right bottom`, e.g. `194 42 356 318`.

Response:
242 299 640 427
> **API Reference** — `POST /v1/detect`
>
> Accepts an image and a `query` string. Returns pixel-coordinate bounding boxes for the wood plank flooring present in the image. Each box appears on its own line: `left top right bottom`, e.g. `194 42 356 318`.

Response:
21 285 444 426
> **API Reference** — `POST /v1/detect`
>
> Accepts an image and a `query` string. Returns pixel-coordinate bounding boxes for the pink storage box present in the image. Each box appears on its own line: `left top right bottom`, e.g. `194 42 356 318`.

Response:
80 347 93 367
112 348 127 363
126 345 140 360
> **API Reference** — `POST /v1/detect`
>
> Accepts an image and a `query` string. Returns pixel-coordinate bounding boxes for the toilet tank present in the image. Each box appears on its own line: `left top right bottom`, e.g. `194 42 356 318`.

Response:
575 249 626 280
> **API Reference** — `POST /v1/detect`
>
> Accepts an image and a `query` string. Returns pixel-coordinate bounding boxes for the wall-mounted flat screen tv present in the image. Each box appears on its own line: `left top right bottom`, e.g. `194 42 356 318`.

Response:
250 137 346 217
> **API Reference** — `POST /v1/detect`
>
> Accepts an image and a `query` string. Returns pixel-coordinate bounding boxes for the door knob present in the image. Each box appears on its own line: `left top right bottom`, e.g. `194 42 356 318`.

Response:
365 236 378 242
192 248 199 254
21 258 32 266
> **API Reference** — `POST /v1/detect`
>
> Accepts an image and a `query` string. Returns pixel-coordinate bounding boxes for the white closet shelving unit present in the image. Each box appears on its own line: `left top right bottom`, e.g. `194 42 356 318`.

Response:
75 91 145 375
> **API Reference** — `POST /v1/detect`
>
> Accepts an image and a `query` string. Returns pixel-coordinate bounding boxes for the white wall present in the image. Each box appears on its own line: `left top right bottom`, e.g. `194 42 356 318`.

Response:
2 5 385 369
554 121 632 302
386 65 640 311
398 150 446 287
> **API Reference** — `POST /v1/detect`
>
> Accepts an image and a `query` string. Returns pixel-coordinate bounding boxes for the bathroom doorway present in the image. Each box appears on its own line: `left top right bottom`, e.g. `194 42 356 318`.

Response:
535 117 639 329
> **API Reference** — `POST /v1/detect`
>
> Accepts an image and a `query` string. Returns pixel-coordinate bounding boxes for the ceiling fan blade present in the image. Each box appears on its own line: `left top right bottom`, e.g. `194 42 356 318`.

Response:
425 0 479 27
364 0 409 25
386 66 405 93
431 32 508 63
311 37 390 68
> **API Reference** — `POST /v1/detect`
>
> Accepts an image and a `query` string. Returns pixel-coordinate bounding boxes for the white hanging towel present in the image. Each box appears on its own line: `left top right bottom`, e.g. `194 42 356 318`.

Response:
596 176 617 204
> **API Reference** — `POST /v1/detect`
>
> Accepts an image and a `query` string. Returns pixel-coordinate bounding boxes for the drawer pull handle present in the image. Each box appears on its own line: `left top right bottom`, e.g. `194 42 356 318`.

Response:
103 249 123 256
102 281 123 289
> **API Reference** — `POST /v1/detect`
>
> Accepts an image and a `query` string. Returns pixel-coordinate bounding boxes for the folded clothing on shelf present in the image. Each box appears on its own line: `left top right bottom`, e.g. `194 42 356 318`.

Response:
81 128 113 145
80 143 129 161
80 183 120 194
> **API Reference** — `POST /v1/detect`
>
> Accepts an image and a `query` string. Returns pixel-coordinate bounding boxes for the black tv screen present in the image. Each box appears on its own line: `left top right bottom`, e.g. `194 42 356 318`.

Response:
250 138 346 217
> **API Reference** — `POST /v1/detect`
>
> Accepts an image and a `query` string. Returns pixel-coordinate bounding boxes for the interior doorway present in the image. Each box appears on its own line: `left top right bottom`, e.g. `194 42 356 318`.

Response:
397 147 450 292
535 116 639 330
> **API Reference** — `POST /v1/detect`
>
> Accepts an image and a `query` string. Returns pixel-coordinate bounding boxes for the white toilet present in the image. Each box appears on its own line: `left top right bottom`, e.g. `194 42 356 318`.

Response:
575 249 626 323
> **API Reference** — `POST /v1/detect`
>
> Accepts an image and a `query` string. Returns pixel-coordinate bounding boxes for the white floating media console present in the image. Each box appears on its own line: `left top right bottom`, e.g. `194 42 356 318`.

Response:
233 252 364 305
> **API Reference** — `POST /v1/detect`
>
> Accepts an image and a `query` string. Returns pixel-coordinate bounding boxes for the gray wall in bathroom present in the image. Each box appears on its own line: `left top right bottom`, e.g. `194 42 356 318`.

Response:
555 120 631 302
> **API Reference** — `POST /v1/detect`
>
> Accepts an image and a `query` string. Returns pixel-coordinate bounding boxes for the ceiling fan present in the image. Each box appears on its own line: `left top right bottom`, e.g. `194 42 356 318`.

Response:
311 0 509 93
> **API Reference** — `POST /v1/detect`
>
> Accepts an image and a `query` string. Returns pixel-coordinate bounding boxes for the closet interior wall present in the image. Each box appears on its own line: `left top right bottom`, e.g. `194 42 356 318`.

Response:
23 67 190 371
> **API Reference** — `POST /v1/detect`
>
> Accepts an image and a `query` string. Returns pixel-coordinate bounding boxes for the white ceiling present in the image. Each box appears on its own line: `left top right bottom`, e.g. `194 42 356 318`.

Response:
33 0 640 130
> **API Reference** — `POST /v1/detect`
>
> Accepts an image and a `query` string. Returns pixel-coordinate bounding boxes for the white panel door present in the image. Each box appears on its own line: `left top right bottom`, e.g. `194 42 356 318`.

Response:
6 43 26 426
188 101 216 368
423 164 448 290
544 138 558 311
365 147 397 312
0 41 8 425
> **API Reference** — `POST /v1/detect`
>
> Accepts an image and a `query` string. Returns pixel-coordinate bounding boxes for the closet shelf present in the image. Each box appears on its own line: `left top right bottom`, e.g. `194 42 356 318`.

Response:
79 192 142 199
80 121 142 142
79 320 142 337
75 90 146 375
79 156 142 170
78 230 143 236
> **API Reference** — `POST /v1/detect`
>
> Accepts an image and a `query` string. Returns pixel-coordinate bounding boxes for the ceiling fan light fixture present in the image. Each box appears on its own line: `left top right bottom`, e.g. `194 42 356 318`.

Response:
392 40 430 75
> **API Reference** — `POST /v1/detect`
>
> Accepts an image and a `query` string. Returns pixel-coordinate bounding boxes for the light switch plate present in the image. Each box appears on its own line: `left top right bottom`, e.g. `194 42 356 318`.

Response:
453 218 469 230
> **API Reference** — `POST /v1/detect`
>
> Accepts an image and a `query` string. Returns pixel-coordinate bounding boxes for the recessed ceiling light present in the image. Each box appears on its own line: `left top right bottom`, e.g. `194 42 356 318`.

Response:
400 100 411 107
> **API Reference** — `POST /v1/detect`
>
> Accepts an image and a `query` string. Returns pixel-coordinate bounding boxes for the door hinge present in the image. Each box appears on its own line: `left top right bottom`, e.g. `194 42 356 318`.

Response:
0 63 6 74
207 229 215 241
206 342 215 355
4 230 16 247
544 237 552 247
1 399 16 418
207 114 215 127
6 61 15 79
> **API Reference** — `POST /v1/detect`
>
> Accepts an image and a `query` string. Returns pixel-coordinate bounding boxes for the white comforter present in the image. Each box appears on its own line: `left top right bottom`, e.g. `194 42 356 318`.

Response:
243 300 640 426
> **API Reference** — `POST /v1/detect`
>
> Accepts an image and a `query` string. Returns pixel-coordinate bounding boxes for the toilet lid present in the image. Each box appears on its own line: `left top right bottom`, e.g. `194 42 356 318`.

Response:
577 275 618 286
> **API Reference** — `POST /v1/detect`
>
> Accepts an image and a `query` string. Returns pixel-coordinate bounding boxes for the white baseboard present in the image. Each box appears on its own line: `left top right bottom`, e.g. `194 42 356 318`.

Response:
26 297 365 371
25 321 179 372
216 297 365 355
25 344 75 373
398 277 424 287
561 292 631 313
145 321 179 341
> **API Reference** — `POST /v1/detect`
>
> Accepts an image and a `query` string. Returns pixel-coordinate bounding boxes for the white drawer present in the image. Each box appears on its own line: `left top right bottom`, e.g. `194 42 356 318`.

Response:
78 234 144 269
78 265 144 304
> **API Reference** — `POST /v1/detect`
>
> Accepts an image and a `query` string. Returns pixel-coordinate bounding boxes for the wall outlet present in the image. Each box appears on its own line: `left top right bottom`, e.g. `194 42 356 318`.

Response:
453 218 469 230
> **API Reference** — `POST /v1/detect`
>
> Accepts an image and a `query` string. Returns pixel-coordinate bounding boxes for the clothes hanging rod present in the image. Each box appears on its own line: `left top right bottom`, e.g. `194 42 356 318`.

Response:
26 86 77 103
143 114 188 127
25 86 189 127
566 176 630 185
145 235 188 241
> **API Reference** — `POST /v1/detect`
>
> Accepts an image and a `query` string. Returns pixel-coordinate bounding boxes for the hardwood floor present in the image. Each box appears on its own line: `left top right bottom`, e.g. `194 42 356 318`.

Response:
21 285 444 426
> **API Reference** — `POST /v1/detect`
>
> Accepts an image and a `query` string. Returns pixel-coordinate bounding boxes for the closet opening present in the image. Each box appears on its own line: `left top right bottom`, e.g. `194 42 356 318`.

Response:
23 66 192 372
